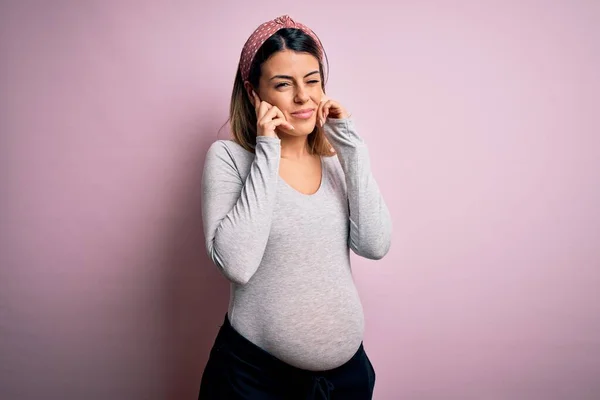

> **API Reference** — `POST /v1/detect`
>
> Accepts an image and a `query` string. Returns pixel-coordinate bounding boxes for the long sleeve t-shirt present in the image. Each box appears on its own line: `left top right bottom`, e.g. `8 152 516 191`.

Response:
201 117 392 371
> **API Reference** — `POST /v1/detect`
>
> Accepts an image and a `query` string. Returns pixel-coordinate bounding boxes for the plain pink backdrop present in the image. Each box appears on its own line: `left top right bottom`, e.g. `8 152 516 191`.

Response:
1 1 599 399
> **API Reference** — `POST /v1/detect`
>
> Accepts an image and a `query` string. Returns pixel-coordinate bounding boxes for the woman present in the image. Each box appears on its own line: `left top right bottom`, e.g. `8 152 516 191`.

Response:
199 15 392 400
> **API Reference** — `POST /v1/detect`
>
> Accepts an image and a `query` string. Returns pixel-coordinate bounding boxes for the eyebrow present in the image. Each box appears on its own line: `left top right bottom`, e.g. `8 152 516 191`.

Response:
269 70 320 81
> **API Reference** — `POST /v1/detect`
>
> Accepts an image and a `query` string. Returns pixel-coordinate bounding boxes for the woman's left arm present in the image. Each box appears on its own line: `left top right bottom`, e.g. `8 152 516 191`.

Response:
318 98 392 260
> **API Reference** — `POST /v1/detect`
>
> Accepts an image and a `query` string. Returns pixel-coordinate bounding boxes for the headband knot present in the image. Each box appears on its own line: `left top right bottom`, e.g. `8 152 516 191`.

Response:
274 15 294 26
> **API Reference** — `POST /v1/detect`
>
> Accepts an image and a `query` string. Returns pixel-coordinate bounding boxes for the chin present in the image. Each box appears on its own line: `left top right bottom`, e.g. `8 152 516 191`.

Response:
279 122 316 137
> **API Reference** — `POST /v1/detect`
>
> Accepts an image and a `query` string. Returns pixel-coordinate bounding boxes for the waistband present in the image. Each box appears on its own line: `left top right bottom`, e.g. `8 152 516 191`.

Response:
215 313 304 377
214 313 365 399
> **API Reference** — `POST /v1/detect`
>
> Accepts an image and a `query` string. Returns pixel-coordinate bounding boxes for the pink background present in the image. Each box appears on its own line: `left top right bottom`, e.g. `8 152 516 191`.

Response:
1 1 599 399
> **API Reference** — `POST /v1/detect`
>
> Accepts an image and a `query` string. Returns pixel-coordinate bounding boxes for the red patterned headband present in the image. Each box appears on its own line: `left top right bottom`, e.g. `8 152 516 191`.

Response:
239 15 324 82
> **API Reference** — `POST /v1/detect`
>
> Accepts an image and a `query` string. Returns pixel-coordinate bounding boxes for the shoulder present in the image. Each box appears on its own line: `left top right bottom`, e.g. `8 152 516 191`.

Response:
206 139 254 164
207 139 251 157
204 139 256 180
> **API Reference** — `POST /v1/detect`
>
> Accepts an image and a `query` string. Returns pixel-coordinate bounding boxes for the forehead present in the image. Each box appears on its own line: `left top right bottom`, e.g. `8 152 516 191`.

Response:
261 50 320 76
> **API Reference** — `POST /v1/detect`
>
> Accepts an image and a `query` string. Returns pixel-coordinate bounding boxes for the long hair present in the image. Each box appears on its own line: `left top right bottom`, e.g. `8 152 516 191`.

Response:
228 28 334 156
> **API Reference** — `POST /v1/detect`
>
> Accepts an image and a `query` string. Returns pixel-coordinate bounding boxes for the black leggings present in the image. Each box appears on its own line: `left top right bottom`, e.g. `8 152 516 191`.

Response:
199 314 376 400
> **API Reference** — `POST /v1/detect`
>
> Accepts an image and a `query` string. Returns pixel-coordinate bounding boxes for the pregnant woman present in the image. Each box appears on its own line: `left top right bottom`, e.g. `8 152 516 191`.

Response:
199 14 392 400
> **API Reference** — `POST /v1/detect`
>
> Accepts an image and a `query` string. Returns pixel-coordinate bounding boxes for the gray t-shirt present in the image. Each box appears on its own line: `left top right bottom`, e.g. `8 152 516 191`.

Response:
201 118 392 371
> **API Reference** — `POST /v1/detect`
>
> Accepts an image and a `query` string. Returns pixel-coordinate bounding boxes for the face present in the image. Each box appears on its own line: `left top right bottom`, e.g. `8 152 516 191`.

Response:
251 50 324 136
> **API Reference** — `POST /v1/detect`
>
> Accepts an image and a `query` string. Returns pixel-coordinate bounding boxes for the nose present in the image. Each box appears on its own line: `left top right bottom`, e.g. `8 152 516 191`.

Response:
294 84 310 104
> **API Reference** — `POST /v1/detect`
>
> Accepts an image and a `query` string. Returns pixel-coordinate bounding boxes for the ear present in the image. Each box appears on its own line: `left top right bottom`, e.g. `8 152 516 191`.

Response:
243 81 256 103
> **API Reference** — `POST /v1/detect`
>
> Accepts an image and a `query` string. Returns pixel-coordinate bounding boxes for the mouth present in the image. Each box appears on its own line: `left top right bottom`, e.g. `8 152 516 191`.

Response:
290 109 315 119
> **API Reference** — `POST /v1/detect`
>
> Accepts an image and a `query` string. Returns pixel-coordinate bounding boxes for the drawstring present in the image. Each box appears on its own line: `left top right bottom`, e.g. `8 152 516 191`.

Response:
308 376 335 399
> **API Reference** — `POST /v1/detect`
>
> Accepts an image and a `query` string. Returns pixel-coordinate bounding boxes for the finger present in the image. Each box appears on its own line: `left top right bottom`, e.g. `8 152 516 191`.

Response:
252 90 261 112
270 118 294 130
273 107 294 129
261 105 282 121
325 99 343 120
260 117 293 134
257 100 272 120
253 91 273 116
260 106 294 130
317 99 327 127
322 100 333 123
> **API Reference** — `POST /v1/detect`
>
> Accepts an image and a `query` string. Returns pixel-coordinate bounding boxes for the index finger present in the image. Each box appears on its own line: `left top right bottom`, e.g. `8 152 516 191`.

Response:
317 98 328 126
252 91 261 112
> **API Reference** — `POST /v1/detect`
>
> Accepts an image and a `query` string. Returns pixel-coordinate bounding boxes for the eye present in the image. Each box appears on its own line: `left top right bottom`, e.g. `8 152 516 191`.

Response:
308 80 320 84
275 82 290 88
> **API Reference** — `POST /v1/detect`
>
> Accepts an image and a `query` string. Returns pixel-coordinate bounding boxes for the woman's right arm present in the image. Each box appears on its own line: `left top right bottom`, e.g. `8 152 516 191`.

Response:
201 136 281 285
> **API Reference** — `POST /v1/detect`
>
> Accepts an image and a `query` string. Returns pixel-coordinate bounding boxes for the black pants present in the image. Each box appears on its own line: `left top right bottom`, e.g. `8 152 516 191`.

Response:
199 314 376 400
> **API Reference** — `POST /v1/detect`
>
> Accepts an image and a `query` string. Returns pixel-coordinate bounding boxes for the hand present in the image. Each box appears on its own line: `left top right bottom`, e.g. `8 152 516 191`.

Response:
251 91 294 138
317 96 350 127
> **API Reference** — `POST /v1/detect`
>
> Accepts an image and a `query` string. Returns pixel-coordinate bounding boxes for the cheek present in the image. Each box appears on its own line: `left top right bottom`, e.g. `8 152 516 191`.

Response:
265 91 292 107
311 87 325 102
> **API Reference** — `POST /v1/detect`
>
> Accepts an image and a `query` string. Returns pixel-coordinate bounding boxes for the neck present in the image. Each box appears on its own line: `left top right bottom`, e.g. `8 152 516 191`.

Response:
277 131 311 159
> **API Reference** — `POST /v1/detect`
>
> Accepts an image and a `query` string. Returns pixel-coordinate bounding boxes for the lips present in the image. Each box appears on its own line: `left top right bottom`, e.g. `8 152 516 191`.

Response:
290 109 315 119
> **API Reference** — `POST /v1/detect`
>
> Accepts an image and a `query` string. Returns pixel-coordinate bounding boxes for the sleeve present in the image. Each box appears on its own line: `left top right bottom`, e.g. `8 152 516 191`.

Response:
322 118 392 260
201 137 281 284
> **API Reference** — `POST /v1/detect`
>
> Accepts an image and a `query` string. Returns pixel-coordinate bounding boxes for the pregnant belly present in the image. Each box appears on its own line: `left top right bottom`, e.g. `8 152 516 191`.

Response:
257 276 365 371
